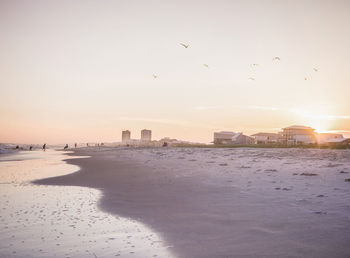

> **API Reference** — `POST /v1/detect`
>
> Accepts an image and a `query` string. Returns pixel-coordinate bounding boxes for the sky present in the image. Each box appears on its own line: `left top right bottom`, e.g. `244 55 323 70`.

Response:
1 0 350 144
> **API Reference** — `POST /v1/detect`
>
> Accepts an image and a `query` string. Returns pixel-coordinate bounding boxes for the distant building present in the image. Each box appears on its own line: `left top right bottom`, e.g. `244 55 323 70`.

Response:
317 133 344 144
214 131 254 145
281 125 317 145
158 137 178 146
122 130 131 143
141 129 152 141
231 132 254 144
213 131 236 144
325 138 350 147
251 132 281 144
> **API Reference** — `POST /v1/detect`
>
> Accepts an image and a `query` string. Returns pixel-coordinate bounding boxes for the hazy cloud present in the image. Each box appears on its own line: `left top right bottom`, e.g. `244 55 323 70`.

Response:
194 106 222 111
289 109 350 120
119 117 217 129
236 105 279 111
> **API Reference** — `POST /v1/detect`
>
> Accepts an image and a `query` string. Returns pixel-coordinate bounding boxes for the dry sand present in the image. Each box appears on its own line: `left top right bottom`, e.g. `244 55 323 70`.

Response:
36 147 350 258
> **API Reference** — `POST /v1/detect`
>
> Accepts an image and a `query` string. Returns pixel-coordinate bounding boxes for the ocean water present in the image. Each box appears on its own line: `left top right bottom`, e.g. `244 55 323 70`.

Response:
0 150 175 258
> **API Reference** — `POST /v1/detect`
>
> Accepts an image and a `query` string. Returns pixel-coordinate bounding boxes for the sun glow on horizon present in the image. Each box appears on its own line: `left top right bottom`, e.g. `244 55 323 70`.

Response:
289 106 335 133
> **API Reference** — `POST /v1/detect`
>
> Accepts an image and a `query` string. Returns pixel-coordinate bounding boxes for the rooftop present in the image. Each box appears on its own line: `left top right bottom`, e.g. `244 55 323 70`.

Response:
215 131 236 135
326 138 349 143
251 132 280 137
283 125 314 130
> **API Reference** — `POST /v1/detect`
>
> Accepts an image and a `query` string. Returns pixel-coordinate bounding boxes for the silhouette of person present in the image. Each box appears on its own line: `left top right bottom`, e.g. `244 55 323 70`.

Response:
42 144 46 151
75 143 77 148
29 146 33 151
64 144 68 150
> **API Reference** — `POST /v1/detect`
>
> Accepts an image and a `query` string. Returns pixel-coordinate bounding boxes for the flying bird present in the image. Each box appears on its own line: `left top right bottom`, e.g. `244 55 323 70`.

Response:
203 64 209 68
272 57 281 61
180 43 189 48
249 77 255 81
152 74 158 79
313 68 318 72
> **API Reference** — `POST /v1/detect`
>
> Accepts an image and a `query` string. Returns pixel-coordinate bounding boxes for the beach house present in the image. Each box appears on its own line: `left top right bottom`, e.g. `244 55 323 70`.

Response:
317 133 344 144
251 132 281 144
213 131 254 145
317 133 350 147
281 125 317 145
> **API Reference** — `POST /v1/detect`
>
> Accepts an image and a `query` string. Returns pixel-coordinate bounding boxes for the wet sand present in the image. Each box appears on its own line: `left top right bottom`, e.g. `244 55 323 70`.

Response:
0 150 174 258
36 147 350 258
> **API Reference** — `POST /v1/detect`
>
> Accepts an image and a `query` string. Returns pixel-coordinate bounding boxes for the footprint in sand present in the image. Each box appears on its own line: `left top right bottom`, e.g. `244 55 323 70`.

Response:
313 211 327 215
300 173 318 176
265 169 277 173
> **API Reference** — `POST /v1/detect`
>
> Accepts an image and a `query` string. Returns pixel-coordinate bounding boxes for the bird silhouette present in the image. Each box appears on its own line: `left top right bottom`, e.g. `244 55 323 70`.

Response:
272 57 281 61
203 64 209 68
249 77 255 81
180 43 189 48
152 74 157 79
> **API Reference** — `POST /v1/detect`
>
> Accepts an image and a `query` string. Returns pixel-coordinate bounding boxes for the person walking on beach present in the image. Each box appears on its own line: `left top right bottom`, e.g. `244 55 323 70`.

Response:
42 143 46 151
64 144 68 150
29 146 33 151
75 143 77 148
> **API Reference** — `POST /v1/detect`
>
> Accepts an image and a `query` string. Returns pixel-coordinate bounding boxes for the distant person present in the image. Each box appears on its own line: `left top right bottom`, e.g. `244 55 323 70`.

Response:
64 144 68 150
15 145 19 149
162 142 168 147
29 146 33 151
74 143 77 148
42 144 46 151
87 143 89 147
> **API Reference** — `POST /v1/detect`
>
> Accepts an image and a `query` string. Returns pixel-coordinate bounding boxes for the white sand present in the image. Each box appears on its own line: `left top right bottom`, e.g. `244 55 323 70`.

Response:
37 147 350 258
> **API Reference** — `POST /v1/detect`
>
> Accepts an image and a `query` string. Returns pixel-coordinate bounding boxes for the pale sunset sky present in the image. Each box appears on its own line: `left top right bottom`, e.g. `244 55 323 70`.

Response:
1 0 349 144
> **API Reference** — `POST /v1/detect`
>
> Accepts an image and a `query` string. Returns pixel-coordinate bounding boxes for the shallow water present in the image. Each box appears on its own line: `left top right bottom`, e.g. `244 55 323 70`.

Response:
0 150 175 258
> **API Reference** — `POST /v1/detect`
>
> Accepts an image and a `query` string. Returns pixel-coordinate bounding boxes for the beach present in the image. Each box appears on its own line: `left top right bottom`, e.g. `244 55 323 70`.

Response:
35 147 350 258
2 1 350 257
0 150 175 258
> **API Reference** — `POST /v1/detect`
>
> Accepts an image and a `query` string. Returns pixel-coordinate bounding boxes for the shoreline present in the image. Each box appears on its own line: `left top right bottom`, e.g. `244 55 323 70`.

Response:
0 150 174 258
35 147 350 258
